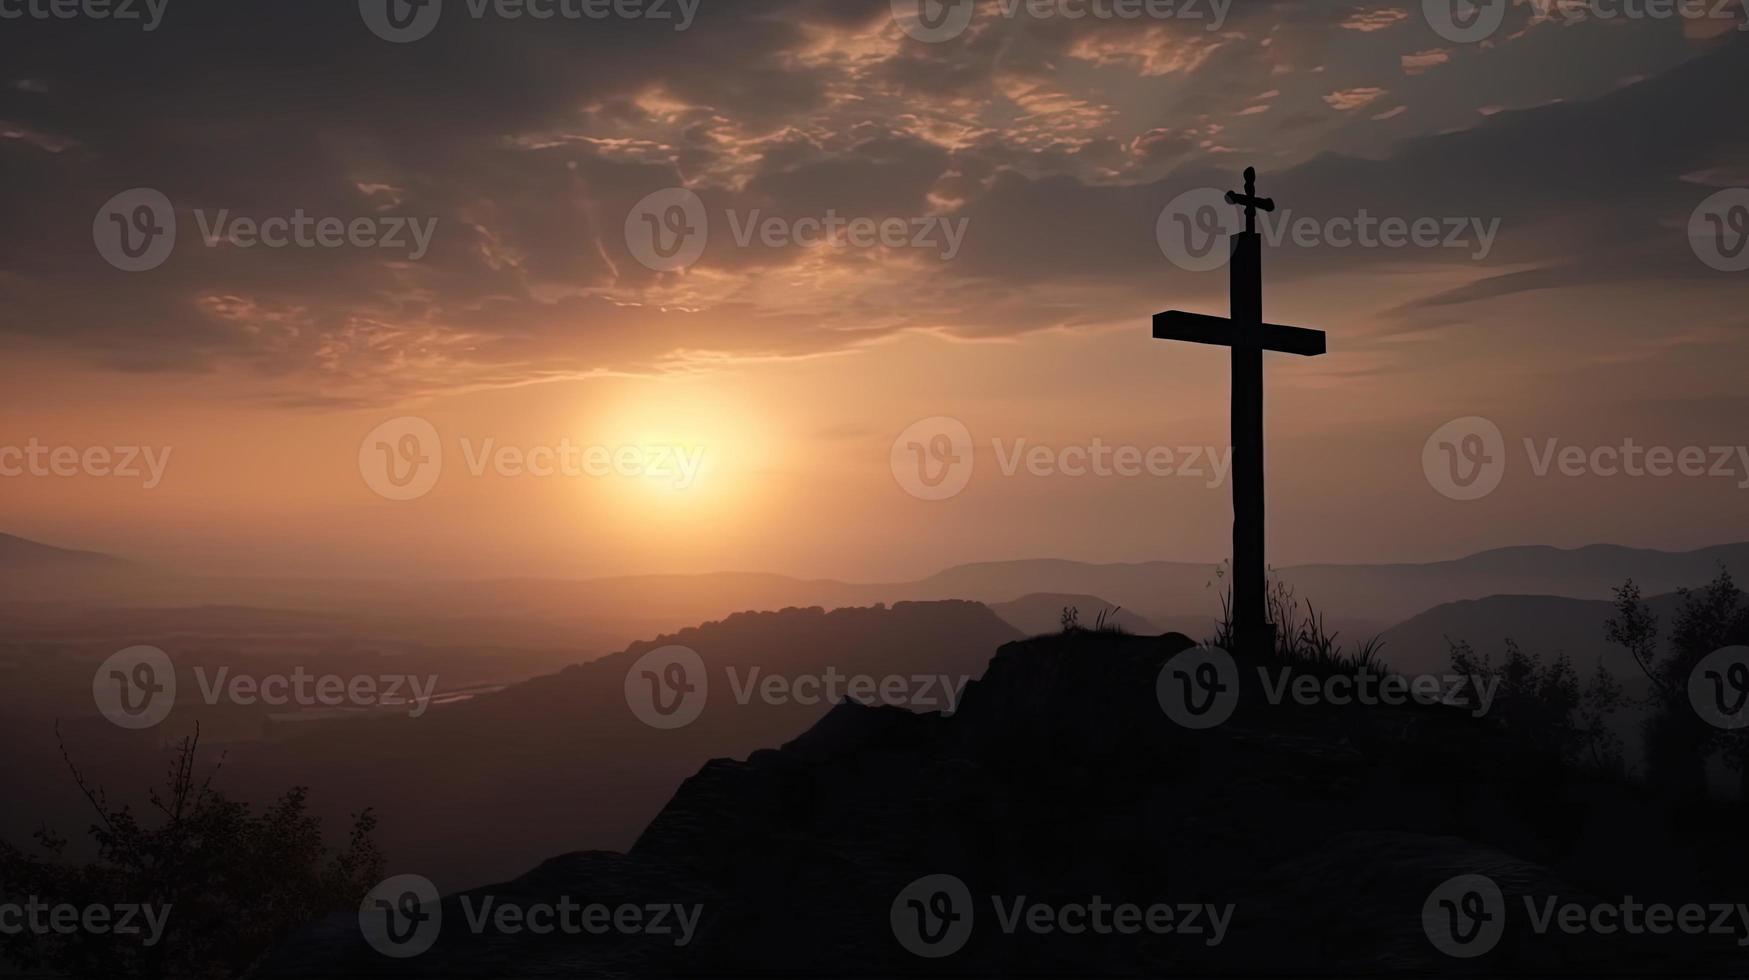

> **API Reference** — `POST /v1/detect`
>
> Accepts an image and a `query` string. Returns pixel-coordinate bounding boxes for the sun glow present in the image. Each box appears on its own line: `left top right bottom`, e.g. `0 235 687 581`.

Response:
584 382 770 526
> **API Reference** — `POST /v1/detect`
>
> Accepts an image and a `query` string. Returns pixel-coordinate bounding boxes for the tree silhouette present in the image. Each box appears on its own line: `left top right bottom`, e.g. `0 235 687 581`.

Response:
1608 570 1749 800
0 725 384 979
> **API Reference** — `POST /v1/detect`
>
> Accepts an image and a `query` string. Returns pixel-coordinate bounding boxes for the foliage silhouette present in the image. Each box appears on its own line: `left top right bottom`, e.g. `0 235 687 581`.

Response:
1447 638 1627 773
1608 569 1749 800
1058 604 1128 635
0 725 384 979
1208 562 1384 674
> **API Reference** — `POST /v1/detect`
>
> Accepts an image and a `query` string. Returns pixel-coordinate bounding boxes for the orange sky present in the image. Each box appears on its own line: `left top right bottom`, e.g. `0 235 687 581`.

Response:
2 3 1745 580
5 260 1746 582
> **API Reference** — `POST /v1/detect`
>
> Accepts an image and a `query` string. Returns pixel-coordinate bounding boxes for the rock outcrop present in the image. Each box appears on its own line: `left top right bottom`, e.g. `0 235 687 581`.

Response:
255 631 1749 977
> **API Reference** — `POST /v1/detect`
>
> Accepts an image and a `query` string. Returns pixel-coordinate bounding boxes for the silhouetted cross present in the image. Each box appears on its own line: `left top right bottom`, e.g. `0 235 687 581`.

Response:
1225 167 1275 235
1153 167 1326 658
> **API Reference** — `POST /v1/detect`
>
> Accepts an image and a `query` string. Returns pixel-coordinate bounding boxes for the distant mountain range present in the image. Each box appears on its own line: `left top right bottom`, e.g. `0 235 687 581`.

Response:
0 533 118 567
5 531 1745 651
0 531 135 593
1378 588 1698 684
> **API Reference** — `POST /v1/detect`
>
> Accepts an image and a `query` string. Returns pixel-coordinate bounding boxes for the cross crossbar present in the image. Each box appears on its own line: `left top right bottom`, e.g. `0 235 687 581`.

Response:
1153 310 1327 357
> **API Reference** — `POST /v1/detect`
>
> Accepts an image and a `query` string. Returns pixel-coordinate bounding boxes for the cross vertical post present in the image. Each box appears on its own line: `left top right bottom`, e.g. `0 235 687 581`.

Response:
1228 178 1269 658
1153 167 1325 661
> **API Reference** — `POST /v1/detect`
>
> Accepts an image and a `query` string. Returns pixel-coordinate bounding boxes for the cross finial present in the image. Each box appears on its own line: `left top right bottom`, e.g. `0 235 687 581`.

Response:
1224 165 1275 235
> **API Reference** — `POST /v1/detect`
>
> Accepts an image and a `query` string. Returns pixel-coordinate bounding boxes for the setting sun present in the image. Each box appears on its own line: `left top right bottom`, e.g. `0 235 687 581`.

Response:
584 383 768 526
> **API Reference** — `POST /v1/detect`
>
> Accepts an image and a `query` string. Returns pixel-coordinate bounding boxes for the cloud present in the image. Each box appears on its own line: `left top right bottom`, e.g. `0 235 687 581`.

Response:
1323 87 1389 111
1339 7 1410 32
0 2 1741 404
1401 48 1451 75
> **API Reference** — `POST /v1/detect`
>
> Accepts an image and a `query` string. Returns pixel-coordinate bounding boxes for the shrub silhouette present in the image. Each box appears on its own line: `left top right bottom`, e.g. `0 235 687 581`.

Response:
1608 569 1749 800
1057 605 1128 635
1447 638 1627 773
0 725 384 979
1208 563 1384 674
1059 605 1080 633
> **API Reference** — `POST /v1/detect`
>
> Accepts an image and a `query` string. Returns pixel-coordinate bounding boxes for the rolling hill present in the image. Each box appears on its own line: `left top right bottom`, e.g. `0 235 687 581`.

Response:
6 530 1743 651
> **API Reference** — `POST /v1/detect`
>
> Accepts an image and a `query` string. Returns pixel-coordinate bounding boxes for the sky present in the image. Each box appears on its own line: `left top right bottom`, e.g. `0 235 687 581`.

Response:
0 0 1746 581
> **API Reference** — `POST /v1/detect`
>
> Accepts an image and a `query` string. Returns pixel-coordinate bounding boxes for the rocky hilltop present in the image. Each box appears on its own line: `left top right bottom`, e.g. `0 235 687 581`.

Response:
256 630 1749 977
